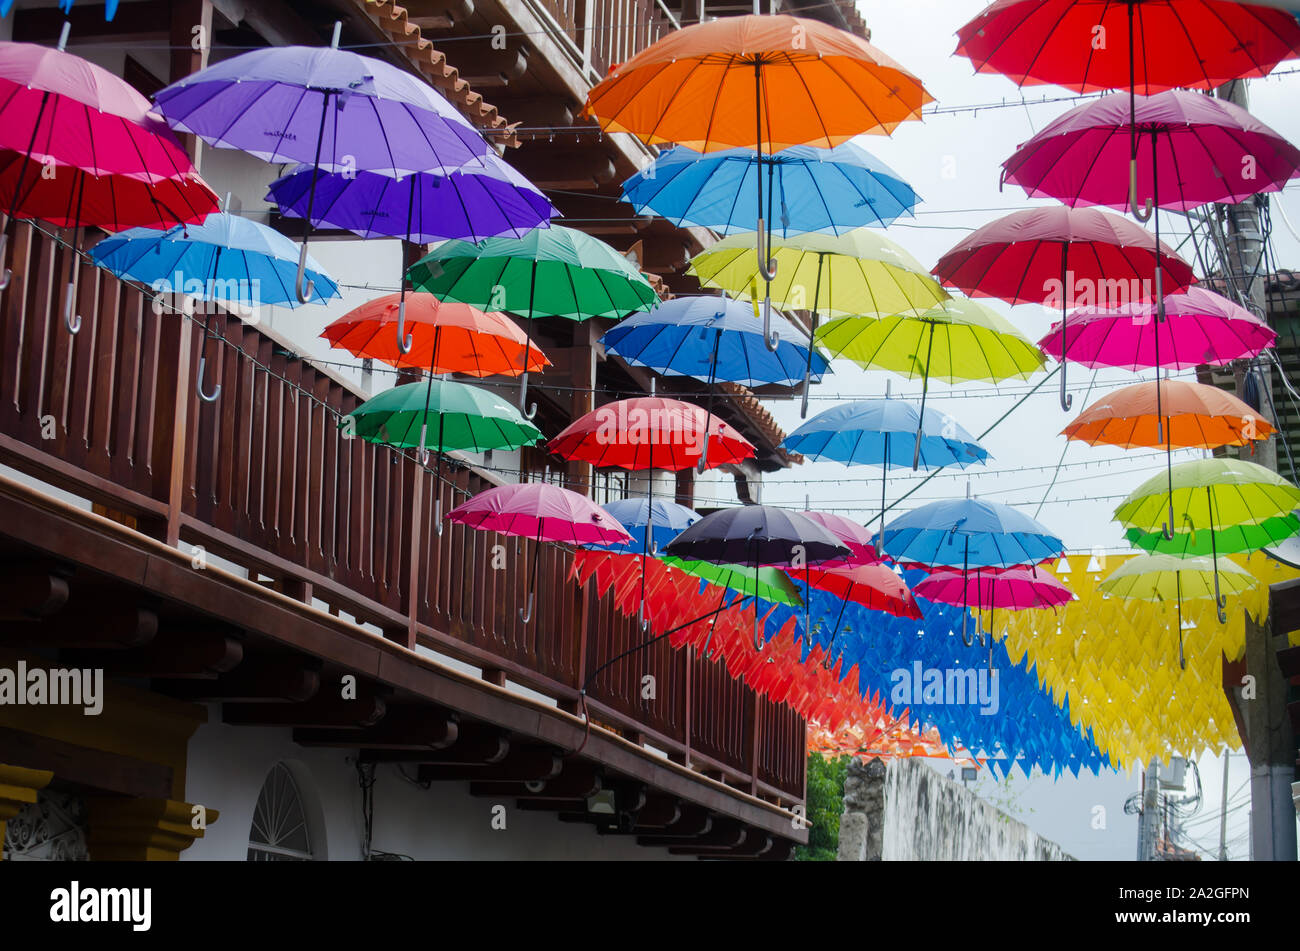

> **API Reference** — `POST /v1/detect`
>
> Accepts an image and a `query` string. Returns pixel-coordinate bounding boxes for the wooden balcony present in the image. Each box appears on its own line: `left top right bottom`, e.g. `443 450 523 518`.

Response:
0 222 806 845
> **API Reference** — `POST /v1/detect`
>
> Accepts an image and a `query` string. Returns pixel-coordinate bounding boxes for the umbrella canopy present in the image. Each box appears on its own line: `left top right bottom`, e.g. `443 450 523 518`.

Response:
621 142 918 235
599 295 828 389
800 563 922 619
322 293 549 377
548 397 755 472
800 511 882 566
153 44 493 175
406 226 658 321
88 211 339 308
582 14 933 152
446 482 632 547
1099 554 1256 601
1002 89 1300 211
955 0 1300 94
266 160 556 243
1037 287 1276 370
1063 378 1275 450
783 398 990 470
1114 458 1300 532
344 379 543 453
876 496 1066 571
1125 514 1300 557
664 505 851 567
689 228 949 318
914 567 1075 611
660 556 803 607
588 498 700 555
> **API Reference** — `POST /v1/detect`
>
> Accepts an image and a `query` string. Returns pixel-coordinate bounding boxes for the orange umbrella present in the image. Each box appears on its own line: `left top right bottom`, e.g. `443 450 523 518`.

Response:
1062 378 1273 450
322 292 549 377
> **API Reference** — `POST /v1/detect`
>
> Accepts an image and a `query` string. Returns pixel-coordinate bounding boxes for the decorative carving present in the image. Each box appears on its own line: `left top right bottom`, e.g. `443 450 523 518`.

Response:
2 789 89 862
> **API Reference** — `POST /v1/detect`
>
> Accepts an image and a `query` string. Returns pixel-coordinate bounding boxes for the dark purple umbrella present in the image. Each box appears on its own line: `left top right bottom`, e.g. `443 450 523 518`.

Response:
154 24 496 304
266 160 556 244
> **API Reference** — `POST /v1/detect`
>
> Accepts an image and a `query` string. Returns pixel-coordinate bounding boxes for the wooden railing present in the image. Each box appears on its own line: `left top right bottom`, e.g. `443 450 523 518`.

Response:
536 0 676 79
0 222 805 805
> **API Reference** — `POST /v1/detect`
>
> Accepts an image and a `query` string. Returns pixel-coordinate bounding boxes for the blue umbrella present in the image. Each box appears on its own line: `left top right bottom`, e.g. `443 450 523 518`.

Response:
783 396 990 547
90 211 339 401
621 143 919 236
590 498 700 556
600 295 829 470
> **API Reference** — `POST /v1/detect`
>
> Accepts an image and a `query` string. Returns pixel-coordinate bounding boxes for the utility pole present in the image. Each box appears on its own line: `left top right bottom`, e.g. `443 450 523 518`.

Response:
1219 751 1231 861
1138 760 1161 861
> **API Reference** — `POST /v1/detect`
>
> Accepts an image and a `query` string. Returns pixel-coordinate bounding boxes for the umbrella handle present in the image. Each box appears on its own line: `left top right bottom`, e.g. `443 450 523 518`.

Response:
756 218 779 284
1058 362 1072 412
519 592 535 624
196 356 221 403
0 233 10 291
1216 593 1228 625
695 438 711 474
396 297 414 354
64 281 82 335
761 295 780 352
960 610 974 648
295 244 315 304
753 609 764 652
434 497 443 536
518 372 537 420
1161 501 1179 541
1128 159 1154 222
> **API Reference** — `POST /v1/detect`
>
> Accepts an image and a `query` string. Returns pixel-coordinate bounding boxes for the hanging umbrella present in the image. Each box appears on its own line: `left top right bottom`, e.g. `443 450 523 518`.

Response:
89 211 339 401
800 511 882 566
599 295 829 464
1037 286 1276 370
1114 458 1300 622
154 26 496 305
914 566 1075 655
587 498 700 555
406 225 659 417
798 563 922 669
621 142 918 236
322 293 549 377
932 206 1195 410
816 298 1043 465
1125 514 1300 557
783 396 990 541
0 34 210 331
583 14 932 355
661 556 803 607
266 159 556 244
548 395 754 627
1002 89 1300 212
1099 552 1257 666
1063 378 1274 450
446 482 632 624
955 0 1300 217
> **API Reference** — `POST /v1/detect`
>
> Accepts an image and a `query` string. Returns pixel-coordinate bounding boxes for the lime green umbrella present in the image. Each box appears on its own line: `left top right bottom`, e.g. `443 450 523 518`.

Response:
815 297 1044 468
660 556 802 607
1099 553 1256 666
406 226 658 416
1114 458 1300 624
346 379 542 529
1125 513 1300 556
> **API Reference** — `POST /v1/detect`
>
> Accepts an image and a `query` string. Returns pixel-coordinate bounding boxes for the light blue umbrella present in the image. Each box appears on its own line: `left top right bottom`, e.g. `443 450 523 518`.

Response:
588 498 700 556
621 143 919 236
90 211 340 401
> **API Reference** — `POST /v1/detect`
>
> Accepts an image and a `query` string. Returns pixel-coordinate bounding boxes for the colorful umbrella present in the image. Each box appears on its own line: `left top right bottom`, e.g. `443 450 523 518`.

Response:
621 142 918 236
661 556 802 607
322 293 549 377
1126 514 1300 558
932 206 1195 409
1063 378 1274 450
407 226 658 416
816 297 1044 462
799 562 922 668
915 566 1075 652
800 511 882 566
588 498 700 555
1002 89 1300 213
345 378 543 452
446 482 631 623
267 160 555 244
154 28 496 304
1037 286 1276 370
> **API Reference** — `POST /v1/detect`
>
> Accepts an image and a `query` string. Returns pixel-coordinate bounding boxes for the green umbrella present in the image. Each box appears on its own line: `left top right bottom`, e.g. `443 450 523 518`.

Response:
406 226 659 417
345 379 542 529
815 297 1044 469
660 556 802 606
1125 513 1300 556
1114 458 1300 623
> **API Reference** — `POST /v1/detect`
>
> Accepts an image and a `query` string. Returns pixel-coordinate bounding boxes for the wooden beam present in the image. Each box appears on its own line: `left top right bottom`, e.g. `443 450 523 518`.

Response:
157 654 320 703
64 628 241 678
360 720 509 764
417 746 561 784
639 816 744 848
0 727 172 800
670 828 772 857
0 565 70 619
0 604 157 650
469 762 601 799
13 2 170 43
223 693 387 729
294 705 458 750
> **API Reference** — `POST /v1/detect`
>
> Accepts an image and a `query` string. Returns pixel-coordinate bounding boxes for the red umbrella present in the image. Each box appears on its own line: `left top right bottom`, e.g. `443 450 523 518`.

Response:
801 510 881 566
798 562 921 669
932 206 1195 410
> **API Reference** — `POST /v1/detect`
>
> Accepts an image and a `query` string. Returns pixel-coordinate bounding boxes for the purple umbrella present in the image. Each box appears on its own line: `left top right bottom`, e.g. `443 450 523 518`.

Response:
154 23 495 304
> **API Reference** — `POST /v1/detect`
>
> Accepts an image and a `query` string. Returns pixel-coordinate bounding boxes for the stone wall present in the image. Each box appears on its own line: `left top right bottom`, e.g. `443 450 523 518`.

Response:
837 757 1073 861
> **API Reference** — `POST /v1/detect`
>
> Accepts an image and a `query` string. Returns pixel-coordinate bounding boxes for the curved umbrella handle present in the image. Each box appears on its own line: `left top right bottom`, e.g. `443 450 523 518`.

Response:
696 436 711 474
761 295 780 352
433 497 443 536
64 283 82 335
1128 159 1154 223
196 356 221 403
295 243 315 304
1058 361 1072 411
1216 593 1228 625
519 592 535 625
753 610 764 652
518 371 537 420
960 610 974 648
0 233 10 291
396 297 413 354
756 218 778 284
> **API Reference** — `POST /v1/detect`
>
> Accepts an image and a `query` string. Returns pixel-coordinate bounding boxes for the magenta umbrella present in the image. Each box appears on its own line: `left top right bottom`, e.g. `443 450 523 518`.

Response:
932 206 1195 411
1003 89 1300 214
446 482 631 623
802 510 881 566
1037 286 1276 371
913 566 1075 654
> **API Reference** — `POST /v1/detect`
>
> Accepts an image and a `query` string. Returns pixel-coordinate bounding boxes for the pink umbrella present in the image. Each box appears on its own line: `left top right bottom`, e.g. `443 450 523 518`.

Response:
801 511 881 565
446 482 631 623
913 566 1075 650
1002 89 1300 214
1037 286 1276 371
932 206 1195 411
